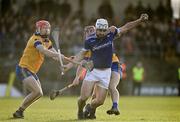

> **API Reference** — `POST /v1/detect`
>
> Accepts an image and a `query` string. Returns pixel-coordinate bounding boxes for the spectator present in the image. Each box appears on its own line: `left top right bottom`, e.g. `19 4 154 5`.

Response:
98 0 114 21
60 0 72 20
156 0 166 21
135 0 146 16
132 61 145 96
124 3 136 20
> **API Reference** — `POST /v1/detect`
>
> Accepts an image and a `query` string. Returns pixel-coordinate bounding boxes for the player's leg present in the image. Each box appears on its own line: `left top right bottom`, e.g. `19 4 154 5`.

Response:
91 84 97 100
84 68 111 119
91 69 111 109
23 74 42 107
13 76 43 118
84 85 108 119
107 71 120 115
137 82 141 96
77 80 95 119
132 81 135 95
91 85 107 108
91 85 108 107
21 77 43 109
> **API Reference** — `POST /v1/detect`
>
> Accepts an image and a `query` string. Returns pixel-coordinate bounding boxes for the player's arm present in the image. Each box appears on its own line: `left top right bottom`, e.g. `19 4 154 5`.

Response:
64 49 88 72
71 60 86 86
63 56 75 72
48 47 77 64
67 26 93 70
71 57 94 86
65 26 93 72
48 47 64 61
35 41 59 58
48 47 59 61
64 25 93 70
110 13 148 36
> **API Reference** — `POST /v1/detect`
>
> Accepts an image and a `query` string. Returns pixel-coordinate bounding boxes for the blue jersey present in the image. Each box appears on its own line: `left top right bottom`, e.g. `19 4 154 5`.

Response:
84 29 117 68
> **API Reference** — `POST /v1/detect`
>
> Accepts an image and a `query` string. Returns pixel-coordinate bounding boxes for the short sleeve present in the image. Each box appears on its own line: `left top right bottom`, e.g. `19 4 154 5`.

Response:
84 51 91 60
112 28 118 37
34 40 42 48
109 26 118 38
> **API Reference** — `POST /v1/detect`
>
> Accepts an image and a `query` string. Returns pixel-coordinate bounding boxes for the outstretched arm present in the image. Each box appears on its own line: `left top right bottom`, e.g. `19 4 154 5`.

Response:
49 47 82 66
63 49 88 72
110 13 148 37
64 25 94 72
49 47 63 61
71 60 85 86
36 45 59 58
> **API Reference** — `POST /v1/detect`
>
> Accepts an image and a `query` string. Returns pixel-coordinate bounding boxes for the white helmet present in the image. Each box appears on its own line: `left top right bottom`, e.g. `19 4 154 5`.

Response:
95 18 108 30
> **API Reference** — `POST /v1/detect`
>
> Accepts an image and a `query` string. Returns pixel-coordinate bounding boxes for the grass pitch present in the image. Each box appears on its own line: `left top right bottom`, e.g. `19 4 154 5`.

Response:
0 96 180 122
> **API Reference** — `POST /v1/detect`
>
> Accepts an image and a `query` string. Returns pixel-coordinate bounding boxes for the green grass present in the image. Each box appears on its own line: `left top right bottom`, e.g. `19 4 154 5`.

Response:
0 96 180 122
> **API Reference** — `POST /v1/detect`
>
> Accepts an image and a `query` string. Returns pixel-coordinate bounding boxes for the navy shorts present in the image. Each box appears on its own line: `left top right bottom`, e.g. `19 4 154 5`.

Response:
16 65 39 81
111 62 122 78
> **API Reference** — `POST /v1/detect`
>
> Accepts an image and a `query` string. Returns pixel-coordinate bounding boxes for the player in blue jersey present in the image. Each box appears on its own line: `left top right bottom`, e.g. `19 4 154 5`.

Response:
83 26 122 116
66 14 148 119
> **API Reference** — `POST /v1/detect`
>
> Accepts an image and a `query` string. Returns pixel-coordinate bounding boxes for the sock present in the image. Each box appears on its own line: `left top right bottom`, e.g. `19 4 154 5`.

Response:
112 102 118 109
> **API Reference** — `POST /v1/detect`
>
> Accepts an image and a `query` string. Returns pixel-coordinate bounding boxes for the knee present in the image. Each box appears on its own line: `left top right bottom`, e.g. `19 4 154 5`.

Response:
39 90 43 97
109 85 116 93
108 86 113 92
34 90 43 97
79 95 88 102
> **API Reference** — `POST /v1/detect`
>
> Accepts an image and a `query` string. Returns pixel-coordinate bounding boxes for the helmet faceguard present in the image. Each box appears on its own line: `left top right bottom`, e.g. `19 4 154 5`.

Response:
95 18 108 30
95 18 108 38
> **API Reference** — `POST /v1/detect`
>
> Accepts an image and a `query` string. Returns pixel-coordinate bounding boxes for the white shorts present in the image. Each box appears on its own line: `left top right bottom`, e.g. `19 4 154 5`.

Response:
84 68 111 89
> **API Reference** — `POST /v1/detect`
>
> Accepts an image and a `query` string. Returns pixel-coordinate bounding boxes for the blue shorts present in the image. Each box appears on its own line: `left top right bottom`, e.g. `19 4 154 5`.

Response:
111 62 123 78
16 65 39 81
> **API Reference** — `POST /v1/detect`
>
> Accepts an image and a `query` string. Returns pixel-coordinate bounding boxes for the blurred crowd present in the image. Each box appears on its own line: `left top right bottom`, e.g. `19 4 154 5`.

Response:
0 0 180 96
0 0 180 84
0 0 180 61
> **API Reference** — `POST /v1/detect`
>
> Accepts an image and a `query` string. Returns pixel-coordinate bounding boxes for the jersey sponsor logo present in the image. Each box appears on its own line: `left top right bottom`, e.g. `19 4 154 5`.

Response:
90 39 96 42
92 41 112 51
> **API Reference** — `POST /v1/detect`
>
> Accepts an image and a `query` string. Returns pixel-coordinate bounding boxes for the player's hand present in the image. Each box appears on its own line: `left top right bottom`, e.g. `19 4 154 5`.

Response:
63 64 69 69
53 57 59 61
63 64 72 69
140 14 148 22
84 26 96 38
82 60 94 70
61 54 65 59
63 55 73 62
72 77 80 86
69 56 75 60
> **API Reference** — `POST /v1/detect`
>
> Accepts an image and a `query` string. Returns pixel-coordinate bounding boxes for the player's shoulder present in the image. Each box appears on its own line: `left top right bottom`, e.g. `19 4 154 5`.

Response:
30 33 42 42
108 26 117 33
85 32 96 42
